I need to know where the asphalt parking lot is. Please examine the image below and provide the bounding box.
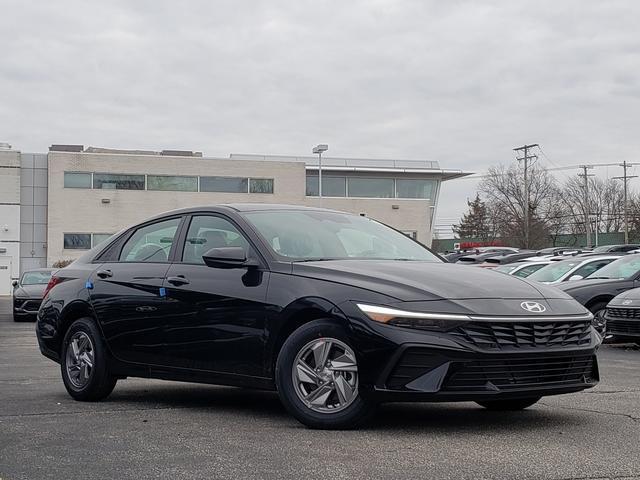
[0,297,639,480]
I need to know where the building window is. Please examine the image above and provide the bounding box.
[347,178,395,198]
[92,233,114,247]
[249,178,274,194]
[93,173,145,190]
[396,179,436,199]
[64,172,91,188]
[306,176,346,197]
[200,176,248,193]
[147,175,198,192]
[64,233,91,250]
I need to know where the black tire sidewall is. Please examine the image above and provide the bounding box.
[61,317,115,401]
[275,319,374,429]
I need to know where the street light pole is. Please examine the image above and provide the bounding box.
[312,144,329,200]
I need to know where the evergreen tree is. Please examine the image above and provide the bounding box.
[453,194,494,240]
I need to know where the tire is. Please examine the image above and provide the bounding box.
[275,319,375,429]
[476,397,540,411]
[60,317,117,401]
[588,301,609,338]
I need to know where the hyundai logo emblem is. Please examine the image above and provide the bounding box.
[520,301,547,313]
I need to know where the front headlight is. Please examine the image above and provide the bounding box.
[356,304,471,331]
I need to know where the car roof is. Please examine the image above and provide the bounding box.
[21,268,53,273]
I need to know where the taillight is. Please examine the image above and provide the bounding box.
[43,276,62,299]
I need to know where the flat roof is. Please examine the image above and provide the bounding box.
[230,153,473,181]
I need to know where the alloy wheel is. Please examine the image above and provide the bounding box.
[65,332,95,389]
[292,337,359,413]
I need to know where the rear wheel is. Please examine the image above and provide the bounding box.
[61,318,117,401]
[476,397,540,411]
[275,319,375,429]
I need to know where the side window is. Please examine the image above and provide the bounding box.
[119,218,181,262]
[182,215,250,264]
[573,260,612,279]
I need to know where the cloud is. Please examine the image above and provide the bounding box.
[2,0,639,229]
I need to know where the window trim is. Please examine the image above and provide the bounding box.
[174,213,266,267]
[102,215,186,264]
[146,174,199,192]
[63,232,92,250]
[64,171,93,189]
[92,172,147,191]
[305,174,438,200]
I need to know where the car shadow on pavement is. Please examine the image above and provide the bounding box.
[97,381,575,432]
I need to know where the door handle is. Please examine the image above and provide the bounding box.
[96,269,113,279]
[167,276,190,286]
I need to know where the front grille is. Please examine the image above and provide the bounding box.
[449,320,592,350]
[607,319,640,336]
[607,307,640,319]
[17,299,42,312]
[442,353,595,392]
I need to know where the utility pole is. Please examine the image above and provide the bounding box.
[613,161,638,244]
[514,144,538,249]
[578,165,594,247]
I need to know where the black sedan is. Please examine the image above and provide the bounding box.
[12,269,53,322]
[603,289,640,344]
[557,254,640,334]
[37,205,600,429]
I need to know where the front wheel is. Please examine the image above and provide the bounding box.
[589,301,609,336]
[476,397,540,411]
[275,320,375,429]
[61,318,117,401]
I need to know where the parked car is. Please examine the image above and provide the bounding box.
[443,247,518,263]
[36,205,599,429]
[493,260,555,278]
[12,269,53,322]
[603,289,640,344]
[557,254,640,334]
[456,250,518,265]
[526,256,619,285]
[592,244,640,253]
[476,251,538,268]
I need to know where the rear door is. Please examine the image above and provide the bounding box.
[89,216,183,365]
[160,214,271,376]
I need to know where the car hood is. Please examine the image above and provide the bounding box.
[607,287,640,306]
[292,260,572,302]
[556,278,624,292]
[13,284,47,298]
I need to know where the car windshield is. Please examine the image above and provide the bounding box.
[494,264,518,273]
[592,245,612,253]
[243,210,441,262]
[527,260,581,282]
[585,255,640,280]
[20,271,52,285]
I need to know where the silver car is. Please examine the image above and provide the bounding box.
[526,256,619,285]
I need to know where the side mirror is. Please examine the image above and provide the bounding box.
[12,280,19,287]
[202,247,257,269]
[568,275,584,281]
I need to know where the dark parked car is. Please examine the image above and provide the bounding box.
[557,254,640,334]
[37,205,600,429]
[592,244,640,253]
[12,269,53,322]
[443,247,518,263]
[603,289,640,344]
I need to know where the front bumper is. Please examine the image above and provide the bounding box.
[350,309,600,402]
[13,297,42,320]
[369,344,598,401]
[604,309,640,339]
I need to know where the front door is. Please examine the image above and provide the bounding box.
[89,216,183,365]
[161,214,270,376]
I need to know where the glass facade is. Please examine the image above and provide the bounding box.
[63,233,91,249]
[396,179,436,199]
[147,175,198,192]
[93,173,145,190]
[249,178,274,194]
[347,177,395,198]
[64,172,91,188]
[200,176,248,193]
[306,174,438,199]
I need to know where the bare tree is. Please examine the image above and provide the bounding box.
[560,176,624,234]
[479,163,561,248]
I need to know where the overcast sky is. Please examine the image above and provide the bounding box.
[2,0,640,232]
